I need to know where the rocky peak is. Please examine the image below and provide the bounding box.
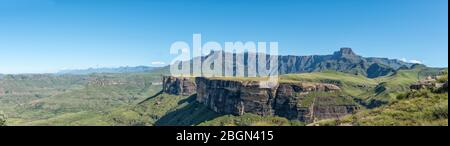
[333,48,358,58]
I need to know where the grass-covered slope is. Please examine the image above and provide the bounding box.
[1,73,164,125]
[13,93,218,126]
[314,71,448,126]
[1,66,446,126]
[368,66,444,103]
[280,67,443,109]
[315,89,448,126]
[199,113,305,126]
[281,71,378,97]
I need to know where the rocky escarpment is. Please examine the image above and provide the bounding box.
[272,83,357,122]
[195,77,359,122]
[162,76,196,96]
[184,48,412,78]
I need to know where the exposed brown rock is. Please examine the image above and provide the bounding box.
[162,76,196,96]
[161,76,357,122]
[409,76,445,90]
[310,97,359,121]
[195,77,356,122]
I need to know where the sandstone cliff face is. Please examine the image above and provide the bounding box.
[272,83,358,122]
[161,76,358,122]
[162,76,196,96]
[196,77,276,116]
[310,97,359,121]
[195,77,358,122]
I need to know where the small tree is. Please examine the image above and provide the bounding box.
[0,112,6,126]
[437,70,448,83]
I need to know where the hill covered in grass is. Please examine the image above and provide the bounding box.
[279,66,444,108]
[199,113,305,126]
[314,88,448,126]
[0,72,165,125]
[313,71,448,126]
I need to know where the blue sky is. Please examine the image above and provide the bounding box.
[0,0,448,74]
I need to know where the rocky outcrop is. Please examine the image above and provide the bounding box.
[409,76,445,90]
[161,76,358,122]
[195,77,358,122]
[272,83,357,122]
[162,76,196,96]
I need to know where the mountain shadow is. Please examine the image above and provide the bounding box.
[137,90,163,105]
[154,94,222,126]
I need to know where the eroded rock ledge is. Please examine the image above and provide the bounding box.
[162,76,359,122]
[162,76,196,96]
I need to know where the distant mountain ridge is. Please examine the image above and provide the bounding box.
[186,48,415,78]
[278,48,414,78]
[57,66,157,75]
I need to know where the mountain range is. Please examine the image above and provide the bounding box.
[185,48,414,78]
[57,66,158,75]
[0,48,447,126]
[278,48,414,78]
[53,48,414,78]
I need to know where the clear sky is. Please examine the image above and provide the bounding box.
[0,0,448,74]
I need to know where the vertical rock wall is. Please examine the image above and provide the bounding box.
[162,76,359,122]
[162,76,196,96]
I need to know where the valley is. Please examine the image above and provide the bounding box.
[0,49,447,126]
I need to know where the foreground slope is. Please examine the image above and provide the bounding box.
[314,89,448,126]
[314,72,448,126]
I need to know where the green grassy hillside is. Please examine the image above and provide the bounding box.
[313,71,448,126]
[12,93,218,126]
[199,114,305,126]
[315,89,448,126]
[14,92,309,126]
[1,66,446,126]
[367,67,444,105]
[280,68,443,109]
[281,71,378,97]
[1,73,164,125]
